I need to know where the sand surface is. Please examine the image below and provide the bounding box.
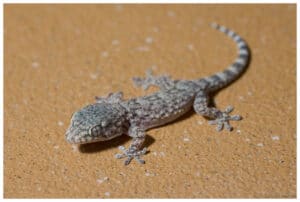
[4,4,296,198]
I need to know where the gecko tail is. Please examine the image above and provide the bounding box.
[202,23,250,92]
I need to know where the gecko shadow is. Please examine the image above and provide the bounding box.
[79,133,155,154]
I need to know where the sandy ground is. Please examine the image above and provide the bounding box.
[4,4,296,198]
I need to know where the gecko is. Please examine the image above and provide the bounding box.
[65,23,250,165]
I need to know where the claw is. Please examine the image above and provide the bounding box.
[118,145,126,151]
[230,115,242,121]
[216,122,224,131]
[124,157,134,165]
[224,105,234,113]
[115,153,125,159]
[134,156,145,164]
[208,120,218,125]
[224,121,233,131]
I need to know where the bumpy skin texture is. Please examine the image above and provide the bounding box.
[65,24,250,165]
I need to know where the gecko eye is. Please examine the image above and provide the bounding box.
[90,125,102,137]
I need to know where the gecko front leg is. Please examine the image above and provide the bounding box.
[115,126,147,165]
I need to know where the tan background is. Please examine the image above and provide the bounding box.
[4,4,296,198]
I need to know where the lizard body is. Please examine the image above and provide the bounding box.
[65,23,250,165]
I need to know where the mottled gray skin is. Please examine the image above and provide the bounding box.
[65,23,250,165]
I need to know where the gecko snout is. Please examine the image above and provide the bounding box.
[65,126,76,143]
[65,126,87,144]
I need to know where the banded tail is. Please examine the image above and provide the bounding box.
[201,23,250,92]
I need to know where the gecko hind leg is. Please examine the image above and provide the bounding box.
[132,69,175,90]
[193,91,242,131]
[95,92,123,103]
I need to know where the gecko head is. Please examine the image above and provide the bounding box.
[65,103,128,144]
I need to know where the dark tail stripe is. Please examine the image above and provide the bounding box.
[202,23,250,91]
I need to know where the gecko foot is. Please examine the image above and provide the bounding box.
[208,106,242,131]
[132,69,174,90]
[132,69,154,90]
[115,146,147,165]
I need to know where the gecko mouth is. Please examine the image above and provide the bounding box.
[65,127,86,144]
